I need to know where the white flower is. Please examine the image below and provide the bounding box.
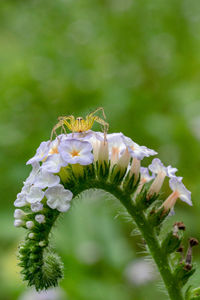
[14,192,27,207]
[169,177,192,205]
[167,165,178,178]
[162,177,192,212]
[134,168,155,196]
[14,209,26,219]
[45,185,73,212]
[26,186,45,204]
[26,141,50,165]
[19,287,66,300]
[149,158,167,175]
[21,183,32,194]
[14,182,33,207]
[123,136,157,160]
[14,219,24,227]
[140,167,155,183]
[107,133,126,165]
[41,153,68,173]
[124,259,155,286]
[35,214,45,224]
[33,170,60,188]
[31,202,43,212]
[59,139,94,165]
[148,159,167,197]
[64,130,103,143]
[25,162,40,184]
[26,221,34,229]
[48,137,60,155]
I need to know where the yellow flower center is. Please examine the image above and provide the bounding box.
[70,149,80,157]
[49,147,59,155]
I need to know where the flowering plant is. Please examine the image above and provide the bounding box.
[14,111,199,300]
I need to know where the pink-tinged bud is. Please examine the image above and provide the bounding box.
[92,140,101,162]
[148,171,166,198]
[98,141,109,163]
[130,158,141,181]
[161,190,179,212]
[116,148,131,171]
[111,146,120,167]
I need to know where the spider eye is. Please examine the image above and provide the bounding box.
[76,117,83,121]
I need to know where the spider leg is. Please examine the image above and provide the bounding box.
[88,107,107,120]
[93,116,109,142]
[58,115,74,121]
[50,120,65,141]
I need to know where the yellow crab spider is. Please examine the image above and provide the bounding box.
[50,107,109,141]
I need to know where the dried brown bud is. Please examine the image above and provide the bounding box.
[176,246,184,253]
[173,222,186,231]
[184,263,192,271]
[189,238,199,247]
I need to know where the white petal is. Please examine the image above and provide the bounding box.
[167,165,178,178]
[31,202,43,212]
[169,177,192,206]
[41,154,67,173]
[26,186,45,204]
[45,185,73,212]
[34,170,60,188]
[25,162,40,184]
[14,192,27,207]
[26,141,50,165]
[149,158,167,175]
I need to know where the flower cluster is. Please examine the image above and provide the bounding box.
[14,130,192,229]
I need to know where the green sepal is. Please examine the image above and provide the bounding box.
[122,172,140,195]
[185,286,200,300]
[162,231,182,255]
[110,164,127,186]
[96,160,110,181]
[146,200,168,227]
[135,183,158,210]
[174,263,196,287]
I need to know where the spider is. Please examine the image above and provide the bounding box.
[50,107,109,141]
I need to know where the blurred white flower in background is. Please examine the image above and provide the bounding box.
[76,240,102,265]
[124,258,156,286]
[18,288,67,300]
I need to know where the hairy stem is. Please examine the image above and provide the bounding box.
[68,179,184,300]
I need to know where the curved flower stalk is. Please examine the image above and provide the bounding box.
[14,130,198,299]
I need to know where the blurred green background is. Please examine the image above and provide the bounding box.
[1,0,200,299]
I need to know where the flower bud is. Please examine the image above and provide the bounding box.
[14,219,25,227]
[35,214,45,224]
[26,221,34,229]
[116,148,130,172]
[130,158,140,181]
[14,209,26,219]
[28,233,35,239]
[39,241,46,247]
[147,171,166,199]
[98,141,109,163]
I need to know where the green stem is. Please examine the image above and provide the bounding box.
[70,179,184,300]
